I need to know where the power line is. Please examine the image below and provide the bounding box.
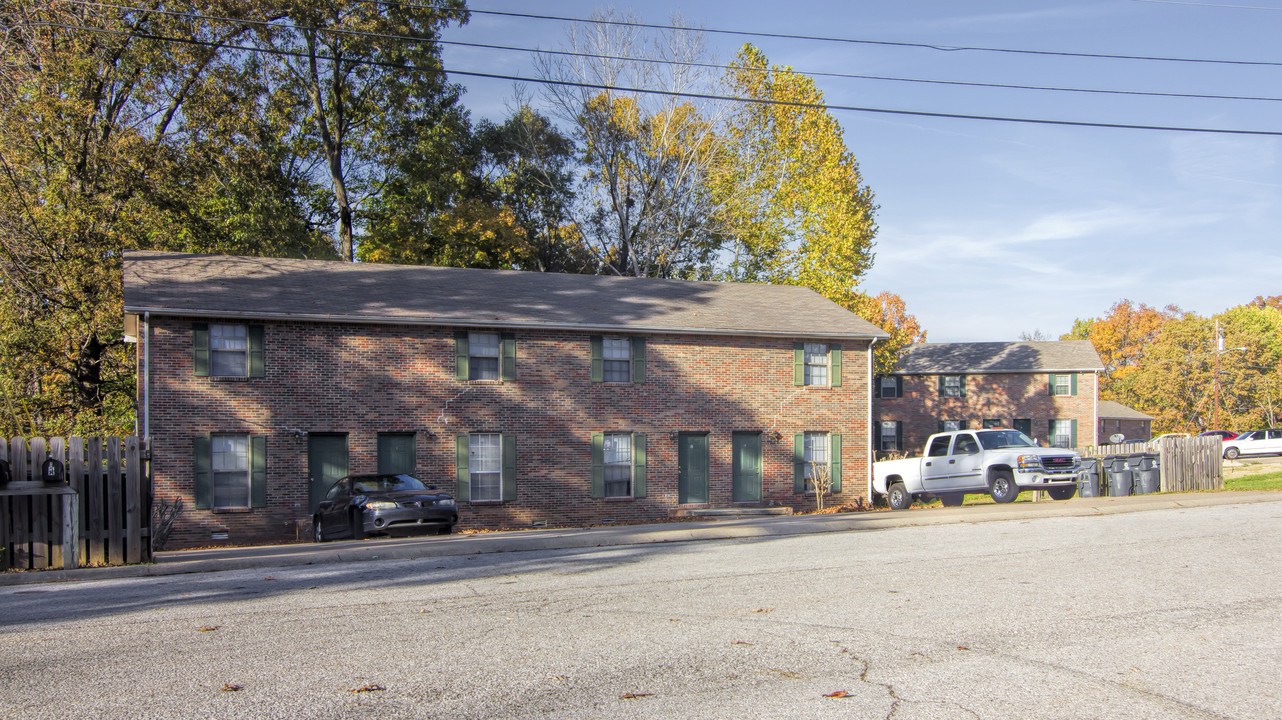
[1135,0,1282,10]
[36,20,1282,138]
[61,0,1282,105]
[443,3,1282,68]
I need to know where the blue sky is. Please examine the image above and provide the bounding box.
[440,1,1282,342]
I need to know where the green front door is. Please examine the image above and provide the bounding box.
[678,433,709,504]
[308,433,348,513]
[732,432,762,503]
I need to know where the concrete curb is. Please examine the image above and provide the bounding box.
[3,490,1279,586]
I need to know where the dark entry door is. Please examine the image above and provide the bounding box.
[732,432,762,503]
[678,433,709,504]
[308,434,349,513]
[1013,419,1032,438]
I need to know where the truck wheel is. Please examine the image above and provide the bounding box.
[1048,486,1076,501]
[888,482,912,510]
[938,493,964,507]
[989,471,1019,504]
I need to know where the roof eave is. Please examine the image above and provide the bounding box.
[124,306,890,341]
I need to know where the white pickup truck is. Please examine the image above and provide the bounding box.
[872,429,1082,510]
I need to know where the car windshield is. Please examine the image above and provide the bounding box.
[351,474,428,493]
[976,430,1036,449]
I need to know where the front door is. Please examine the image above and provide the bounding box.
[678,433,709,504]
[732,432,762,503]
[308,433,349,513]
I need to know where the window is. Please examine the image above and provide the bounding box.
[603,433,633,497]
[804,432,829,486]
[793,432,842,492]
[879,376,902,398]
[468,433,502,501]
[602,338,631,383]
[927,435,951,457]
[879,421,900,451]
[210,325,248,377]
[469,332,500,381]
[803,343,830,386]
[1049,419,1077,448]
[983,418,1003,429]
[211,434,250,508]
[940,375,964,398]
[940,420,965,432]
[953,434,980,455]
[1049,373,1077,396]
[194,322,263,378]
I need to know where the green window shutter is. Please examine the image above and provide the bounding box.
[1048,374,1057,396]
[896,421,904,451]
[501,332,516,381]
[938,420,945,433]
[591,433,604,499]
[193,436,212,509]
[501,434,517,502]
[455,435,470,501]
[454,331,469,381]
[959,375,967,396]
[192,323,210,377]
[1070,419,1078,448]
[1070,373,1078,396]
[894,376,902,397]
[793,343,805,386]
[590,335,604,383]
[248,325,265,378]
[831,344,842,387]
[960,420,969,430]
[633,433,647,498]
[1048,420,1056,442]
[937,376,945,396]
[250,435,267,508]
[793,433,805,492]
[829,433,842,492]
[631,336,646,383]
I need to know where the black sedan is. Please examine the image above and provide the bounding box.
[313,474,458,541]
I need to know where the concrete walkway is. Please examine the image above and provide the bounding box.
[3,490,1279,586]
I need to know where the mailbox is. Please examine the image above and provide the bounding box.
[41,457,66,484]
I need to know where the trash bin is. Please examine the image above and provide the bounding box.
[1105,456,1133,497]
[1133,454,1160,494]
[1077,457,1101,498]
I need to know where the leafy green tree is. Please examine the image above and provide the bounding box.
[714,45,878,300]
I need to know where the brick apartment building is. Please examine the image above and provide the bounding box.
[1097,399,1154,444]
[873,341,1105,456]
[124,252,887,548]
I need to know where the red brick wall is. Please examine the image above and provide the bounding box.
[142,317,874,548]
[873,372,1097,456]
[1098,417,1151,444]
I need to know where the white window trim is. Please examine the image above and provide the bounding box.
[602,337,631,384]
[804,431,830,483]
[942,375,962,398]
[468,332,501,381]
[210,324,249,378]
[211,433,250,509]
[602,432,634,498]
[804,343,830,387]
[468,432,502,501]
[879,421,899,451]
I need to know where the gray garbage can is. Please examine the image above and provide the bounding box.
[1133,454,1160,494]
[1106,456,1133,497]
[1077,457,1101,498]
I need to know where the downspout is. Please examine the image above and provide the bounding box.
[1092,368,1098,448]
[143,312,151,441]
[868,337,878,501]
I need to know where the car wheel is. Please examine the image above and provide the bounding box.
[350,510,366,540]
[938,493,964,507]
[313,516,326,543]
[1048,486,1076,501]
[888,482,912,510]
[989,471,1019,504]
[1225,447,1240,460]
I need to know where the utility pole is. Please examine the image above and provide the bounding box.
[1214,319,1222,430]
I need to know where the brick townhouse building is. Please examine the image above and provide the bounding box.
[873,341,1105,456]
[124,251,888,548]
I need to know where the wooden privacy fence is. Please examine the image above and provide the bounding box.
[0,436,150,570]
[1083,436,1222,492]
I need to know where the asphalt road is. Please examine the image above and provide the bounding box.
[2,498,1280,720]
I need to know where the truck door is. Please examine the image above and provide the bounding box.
[920,435,954,489]
[949,433,984,490]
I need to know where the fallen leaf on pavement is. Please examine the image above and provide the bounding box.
[823,690,850,698]
[349,684,385,693]
[620,692,651,699]
[956,646,969,651]
[221,684,242,692]
[198,626,219,632]
[732,641,753,645]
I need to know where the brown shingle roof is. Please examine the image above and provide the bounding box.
[894,341,1103,374]
[123,251,888,340]
[1097,400,1154,420]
